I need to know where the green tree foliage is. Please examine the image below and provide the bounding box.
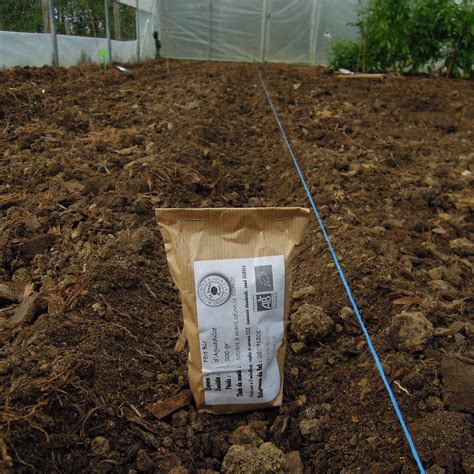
[0,0,136,39]
[0,0,43,33]
[329,40,361,72]
[360,0,412,71]
[330,0,474,78]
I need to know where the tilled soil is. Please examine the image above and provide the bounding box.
[0,61,473,473]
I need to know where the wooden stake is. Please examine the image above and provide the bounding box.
[149,390,192,419]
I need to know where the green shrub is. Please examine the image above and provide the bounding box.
[329,39,362,71]
[330,0,474,77]
[445,0,474,78]
[361,0,412,71]
[409,0,456,71]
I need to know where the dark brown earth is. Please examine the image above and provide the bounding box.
[0,61,473,473]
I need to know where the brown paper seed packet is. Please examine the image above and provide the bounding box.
[156,207,310,414]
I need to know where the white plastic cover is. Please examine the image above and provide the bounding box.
[138,9,156,60]
[265,0,313,64]
[0,32,53,69]
[210,0,264,62]
[315,0,359,65]
[1,0,360,68]
[157,0,360,65]
[160,0,211,60]
[0,11,155,69]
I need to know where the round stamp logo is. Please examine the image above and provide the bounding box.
[198,274,231,307]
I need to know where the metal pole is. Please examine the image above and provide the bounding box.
[309,0,318,65]
[260,0,268,62]
[104,0,112,64]
[310,0,322,65]
[48,0,59,66]
[208,0,212,60]
[157,0,164,58]
[136,0,141,63]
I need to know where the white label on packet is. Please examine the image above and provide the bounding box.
[194,255,285,406]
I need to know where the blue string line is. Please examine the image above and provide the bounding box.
[257,69,425,474]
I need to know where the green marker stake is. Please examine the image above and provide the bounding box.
[100,49,108,71]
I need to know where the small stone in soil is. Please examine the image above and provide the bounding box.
[6,293,45,328]
[284,451,304,473]
[0,361,11,376]
[0,283,19,302]
[291,342,306,354]
[162,437,173,448]
[229,425,263,446]
[385,312,433,352]
[298,418,323,442]
[340,306,356,325]
[168,468,188,474]
[449,238,474,257]
[426,466,445,474]
[428,267,444,280]
[441,357,474,414]
[90,436,110,457]
[355,340,366,352]
[286,368,297,381]
[222,442,289,474]
[292,286,317,300]
[302,405,317,420]
[172,409,188,427]
[129,226,156,254]
[425,396,444,411]
[247,420,268,438]
[290,304,334,343]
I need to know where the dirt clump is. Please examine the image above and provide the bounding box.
[441,357,474,413]
[385,311,434,352]
[222,442,289,473]
[290,303,334,343]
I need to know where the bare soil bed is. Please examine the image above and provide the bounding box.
[0,61,473,473]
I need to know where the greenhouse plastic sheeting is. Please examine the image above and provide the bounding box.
[0,10,154,69]
[157,0,360,65]
[0,31,148,69]
[315,0,359,65]
[1,0,360,68]
[265,0,313,64]
[210,0,264,62]
[160,0,212,60]
[0,32,53,69]
[138,9,156,61]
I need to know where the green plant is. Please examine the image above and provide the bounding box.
[329,39,362,71]
[445,0,474,78]
[409,0,456,71]
[0,0,42,33]
[330,0,474,78]
[361,0,412,71]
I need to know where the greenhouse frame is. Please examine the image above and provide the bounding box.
[0,0,360,69]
